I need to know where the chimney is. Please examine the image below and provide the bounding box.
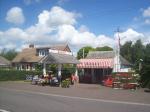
[29,44,34,48]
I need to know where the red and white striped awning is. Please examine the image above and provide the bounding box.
[77,58,113,68]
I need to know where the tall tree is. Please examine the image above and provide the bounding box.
[77,46,94,59]
[132,40,145,66]
[120,39,150,88]
[141,43,150,88]
[145,43,150,58]
[120,41,132,63]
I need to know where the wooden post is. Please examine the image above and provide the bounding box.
[58,64,62,77]
[43,63,46,75]
[75,66,79,83]
[75,67,78,77]
[103,68,105,77]
[58,64,62,85]
[91,69,95,83]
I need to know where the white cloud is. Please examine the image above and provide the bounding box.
[0,28,28,49]
[1,6,150,53]
[38,6,80,27]
[24,6,82,46]
[6,7,25,25]
[143,7,150,17]
[24,6,81,39]
[57,24,114,49]
[114,28,145,45]
[142,6,150,25]
[96,35,115,47]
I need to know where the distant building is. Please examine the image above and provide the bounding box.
[12,44,79,75]
[77,51,132,83]
[0,56,11,68]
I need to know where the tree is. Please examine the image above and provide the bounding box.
[95,46,113,51]
[0,49,18,61]
[131,40,145,70]
[120,39,145,65]
[145,43,150,58]
[77,46,94,59]
[120,40,150,88]
[141,43,150,88]
[120,41,132,63]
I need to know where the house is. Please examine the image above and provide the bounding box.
[77,51,132,83]
[12,44,79,76]
[0,56,11,68]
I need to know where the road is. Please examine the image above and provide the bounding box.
[0,87,150,112]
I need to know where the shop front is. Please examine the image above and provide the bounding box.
[77,58,113,84]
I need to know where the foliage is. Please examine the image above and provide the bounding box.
[61,64,76,80]
[61,79,70,88]
[95,46,113,51]
[0,69,42,81]
[77,46,113,59]
[120,41,132,62]
[140,54,150,88]
[0,48,18,61]
[120,40,150,88]
[77,46,95,59]
[42,64,76,80]
[49,64,57,75]
[35,64,43,71]
[132,40,145,67]
[120,40,145,67]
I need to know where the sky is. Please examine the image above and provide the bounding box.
[0,0,150,53]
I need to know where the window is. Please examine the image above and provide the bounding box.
[39,49,48,56]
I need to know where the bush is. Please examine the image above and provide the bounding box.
[61,79,71,88]
[140,62,150,88]
[61,65,76,80]
[0,69,42,81]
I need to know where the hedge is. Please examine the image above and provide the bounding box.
[0,69,42,81]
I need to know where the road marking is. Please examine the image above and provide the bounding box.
[1,87,150,107]
[0,109,10,112]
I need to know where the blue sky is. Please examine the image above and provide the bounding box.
[0,0,150,52]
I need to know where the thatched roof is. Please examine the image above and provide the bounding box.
[86,51,131,66]
[40,52,79,64]
[0,56,11,66]
[12,48,42,63]
[12,44,73,63]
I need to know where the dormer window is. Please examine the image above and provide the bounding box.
[38,49,48,56]
[42,51,45,56]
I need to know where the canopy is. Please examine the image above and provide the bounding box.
[40,52,79,64]
[77,58,113,68]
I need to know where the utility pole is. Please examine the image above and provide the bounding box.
[83,48,85,58]
[115,27,122,72]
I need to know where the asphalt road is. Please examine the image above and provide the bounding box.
[0,87,150,112]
